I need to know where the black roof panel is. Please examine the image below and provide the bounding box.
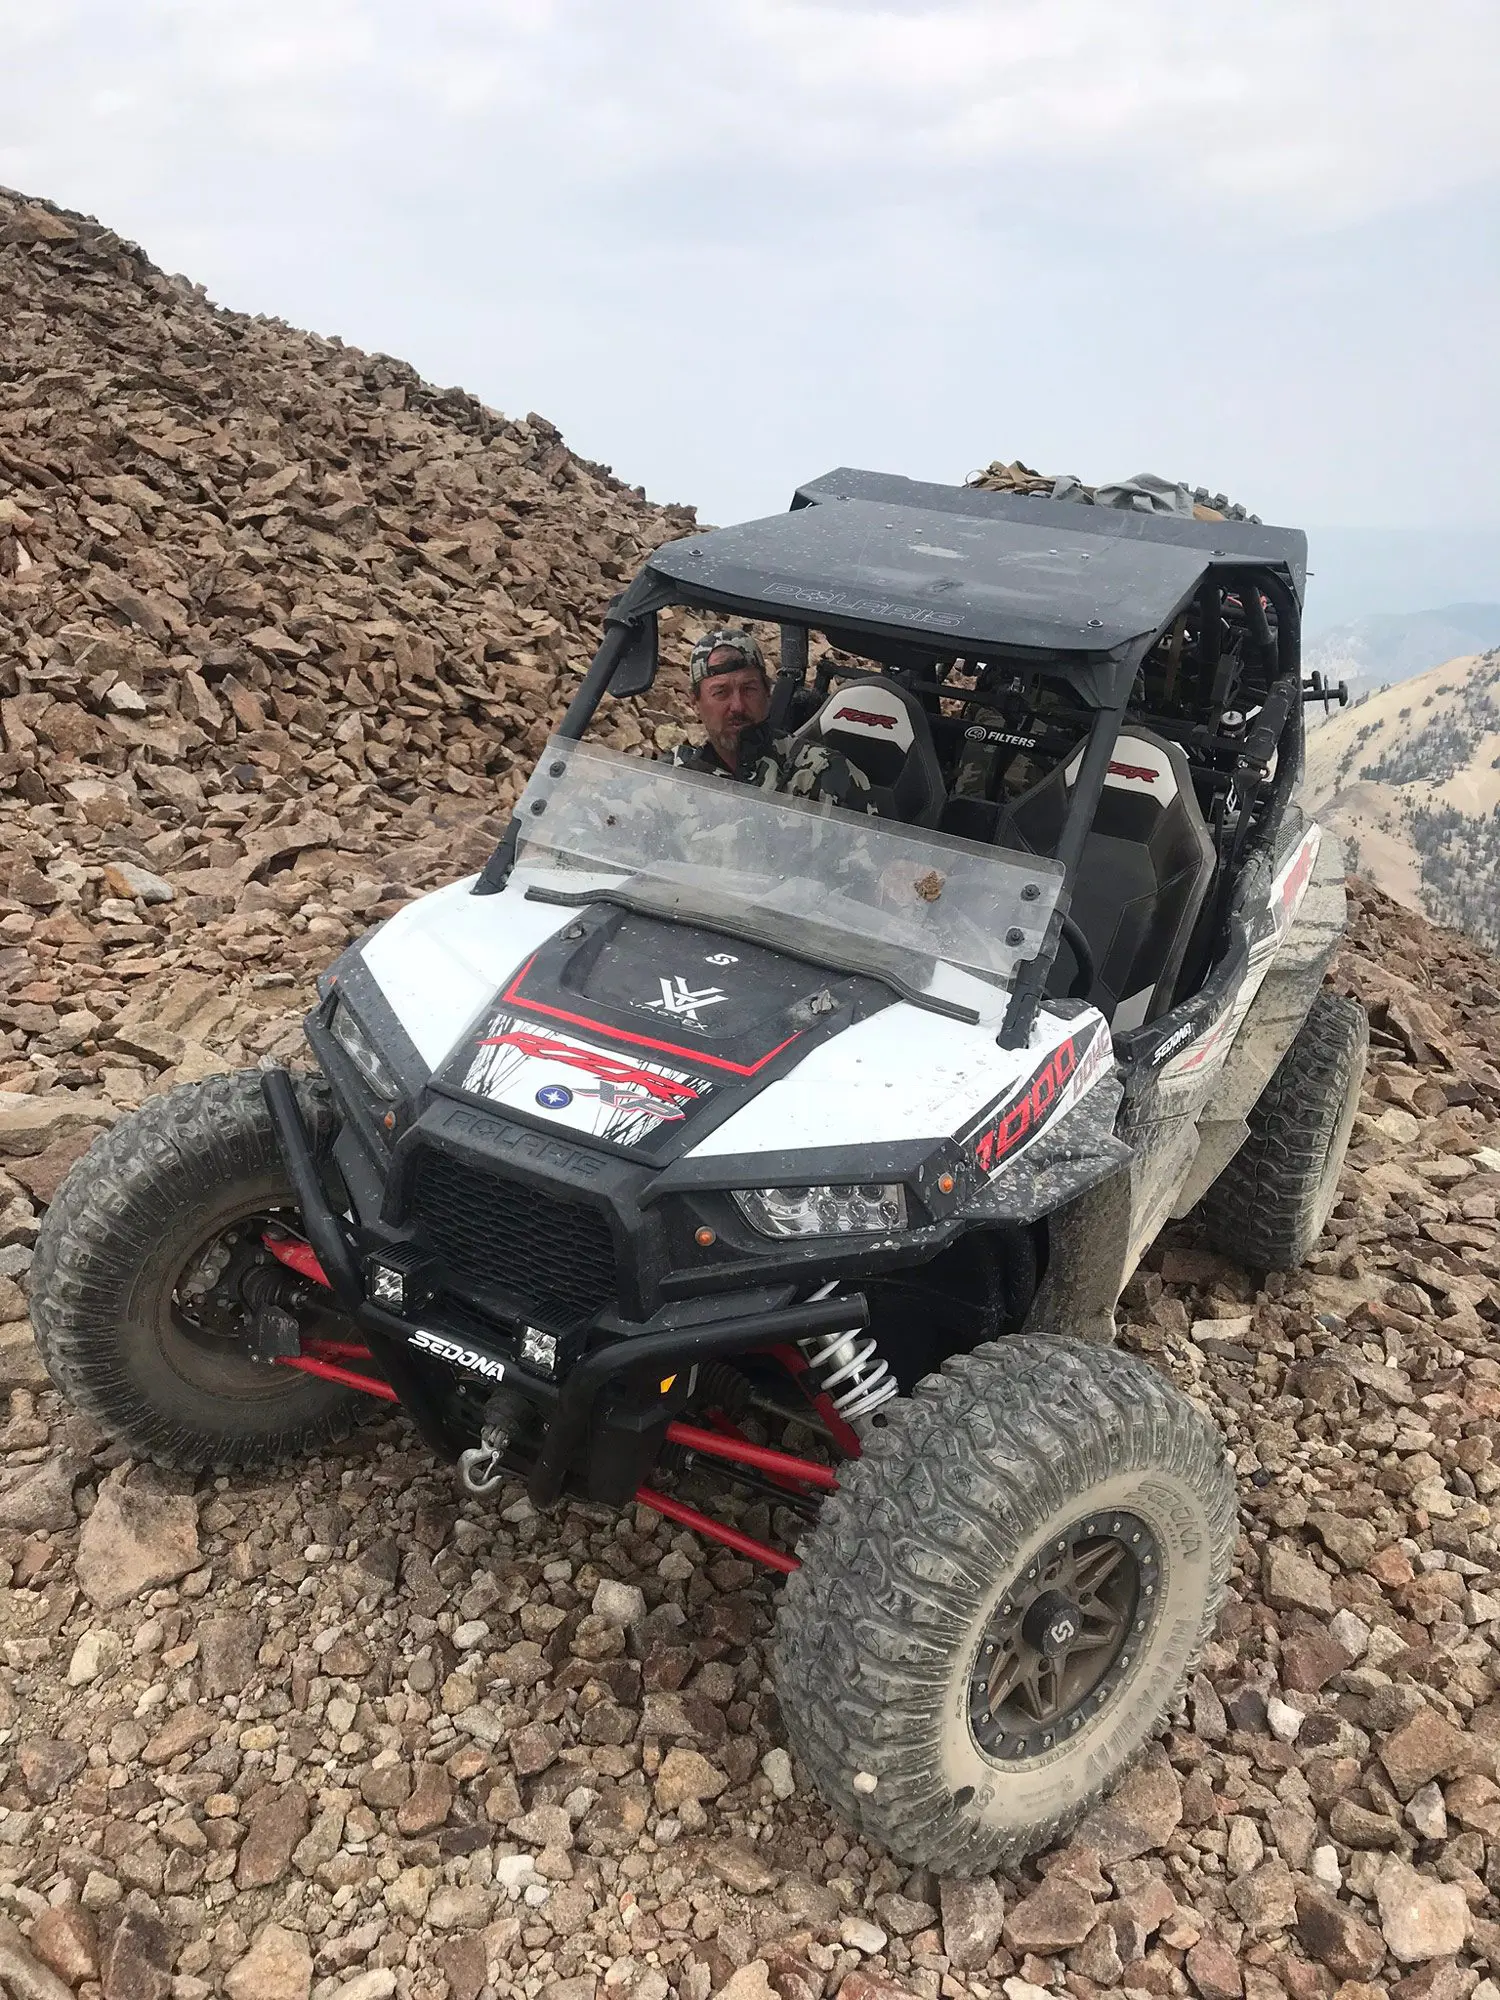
[793,467,1308,603]
[647,496,1219,689]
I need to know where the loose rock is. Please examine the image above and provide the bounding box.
[223,1923,312,2000]
[1374,1858,1471,1963]
[75,1464,200,1609]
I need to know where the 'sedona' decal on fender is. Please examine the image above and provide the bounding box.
[965,1024,1106,1176]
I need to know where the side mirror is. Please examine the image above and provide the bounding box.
[608,612,658,698]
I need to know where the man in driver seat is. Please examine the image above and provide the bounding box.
[673,628,877,815]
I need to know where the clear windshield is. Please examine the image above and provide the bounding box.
[510,737,1064,994]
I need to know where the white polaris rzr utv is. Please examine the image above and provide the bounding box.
[32,467,1364,1873]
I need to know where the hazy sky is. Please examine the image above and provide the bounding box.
[3,2,1498,620]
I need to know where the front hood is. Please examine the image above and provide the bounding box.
[361,881,893,1160]
[443,902,897,1159]
[356,876,1118,1181]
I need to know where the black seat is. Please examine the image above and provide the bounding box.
[792,679,945,826]
[994,728,1216,1030]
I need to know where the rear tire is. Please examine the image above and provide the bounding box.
[1201,988,1368,1270]
[28,1070,363,1471]
[773,1337,1235,1875]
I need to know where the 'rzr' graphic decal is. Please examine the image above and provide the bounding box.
[479,1030,700,1110]
[831,705,899,730]
[965,1024,1109,1176]
[464,1011,714,1146]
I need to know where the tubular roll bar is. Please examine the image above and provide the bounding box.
[259,1071,362,1308]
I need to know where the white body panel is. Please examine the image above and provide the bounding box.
[685,1001,1092,1157]
[360,872,577,1068]
[358,872,1113,1161]
[1158,821,1322,1087]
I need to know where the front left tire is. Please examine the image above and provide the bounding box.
[29,1070,362,1470]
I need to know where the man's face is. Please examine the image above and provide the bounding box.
[693,659,771,769]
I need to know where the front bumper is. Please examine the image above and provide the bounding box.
[261,1065,873,1501]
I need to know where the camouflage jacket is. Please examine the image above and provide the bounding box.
[672,728,877,815]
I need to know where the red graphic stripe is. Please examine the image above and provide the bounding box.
[501,958,799,1077]
[479,1030,700,1105]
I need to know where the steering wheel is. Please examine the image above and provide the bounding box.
[1059,913,1095,1002]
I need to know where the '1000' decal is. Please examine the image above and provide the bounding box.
[966,1025,1107,1176]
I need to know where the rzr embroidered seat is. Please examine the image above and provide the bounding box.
[994,728,1216,1030]
[791,679,946,826]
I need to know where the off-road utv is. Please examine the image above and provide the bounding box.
[31,467,1365,1873]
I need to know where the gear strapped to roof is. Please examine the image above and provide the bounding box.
[791,467,1308,601]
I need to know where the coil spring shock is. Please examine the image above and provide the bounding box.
[798,1285,898,1427]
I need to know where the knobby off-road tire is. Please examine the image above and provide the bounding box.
[29,1069,362,1471]
[1201,988,1368,1271]
[774,1337,1235,1875]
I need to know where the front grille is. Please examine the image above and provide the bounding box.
[407,1149,620,1329]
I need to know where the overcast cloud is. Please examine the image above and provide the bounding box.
[2,1,1497,615]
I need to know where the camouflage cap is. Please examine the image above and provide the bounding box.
[689,626,767,689]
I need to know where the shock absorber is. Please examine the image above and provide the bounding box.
[797,1284,898,1427]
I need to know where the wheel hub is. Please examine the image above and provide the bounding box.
[170,1215,323,1378]
[967,1510,1160,1761]
[1022,1589,1083,1658]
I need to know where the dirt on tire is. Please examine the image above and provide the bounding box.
[28,1069,362,1471]
[773,1335,1237,1875]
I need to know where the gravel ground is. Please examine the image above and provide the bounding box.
[3,884,1500,2000]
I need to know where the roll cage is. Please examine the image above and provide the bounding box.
[476,470,1329,1052]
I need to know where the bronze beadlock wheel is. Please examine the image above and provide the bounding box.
[774,1336,1237,1875]
[967,1508,1160,1761]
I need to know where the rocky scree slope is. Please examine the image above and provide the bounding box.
[5,188,1500,2000]
[1305,652,1500,947]
[0,179,703,1180]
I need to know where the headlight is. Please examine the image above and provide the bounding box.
[732,1183,907,1239]
[330,1001,399,1101]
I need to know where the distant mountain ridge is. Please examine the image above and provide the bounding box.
[1304,648,1500,948]
[1305,603,1500,697]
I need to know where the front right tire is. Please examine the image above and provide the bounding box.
[773,1336,1236,1875]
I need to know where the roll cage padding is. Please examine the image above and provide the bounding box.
[995,728,1217,1030]
[792,678,946,827]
